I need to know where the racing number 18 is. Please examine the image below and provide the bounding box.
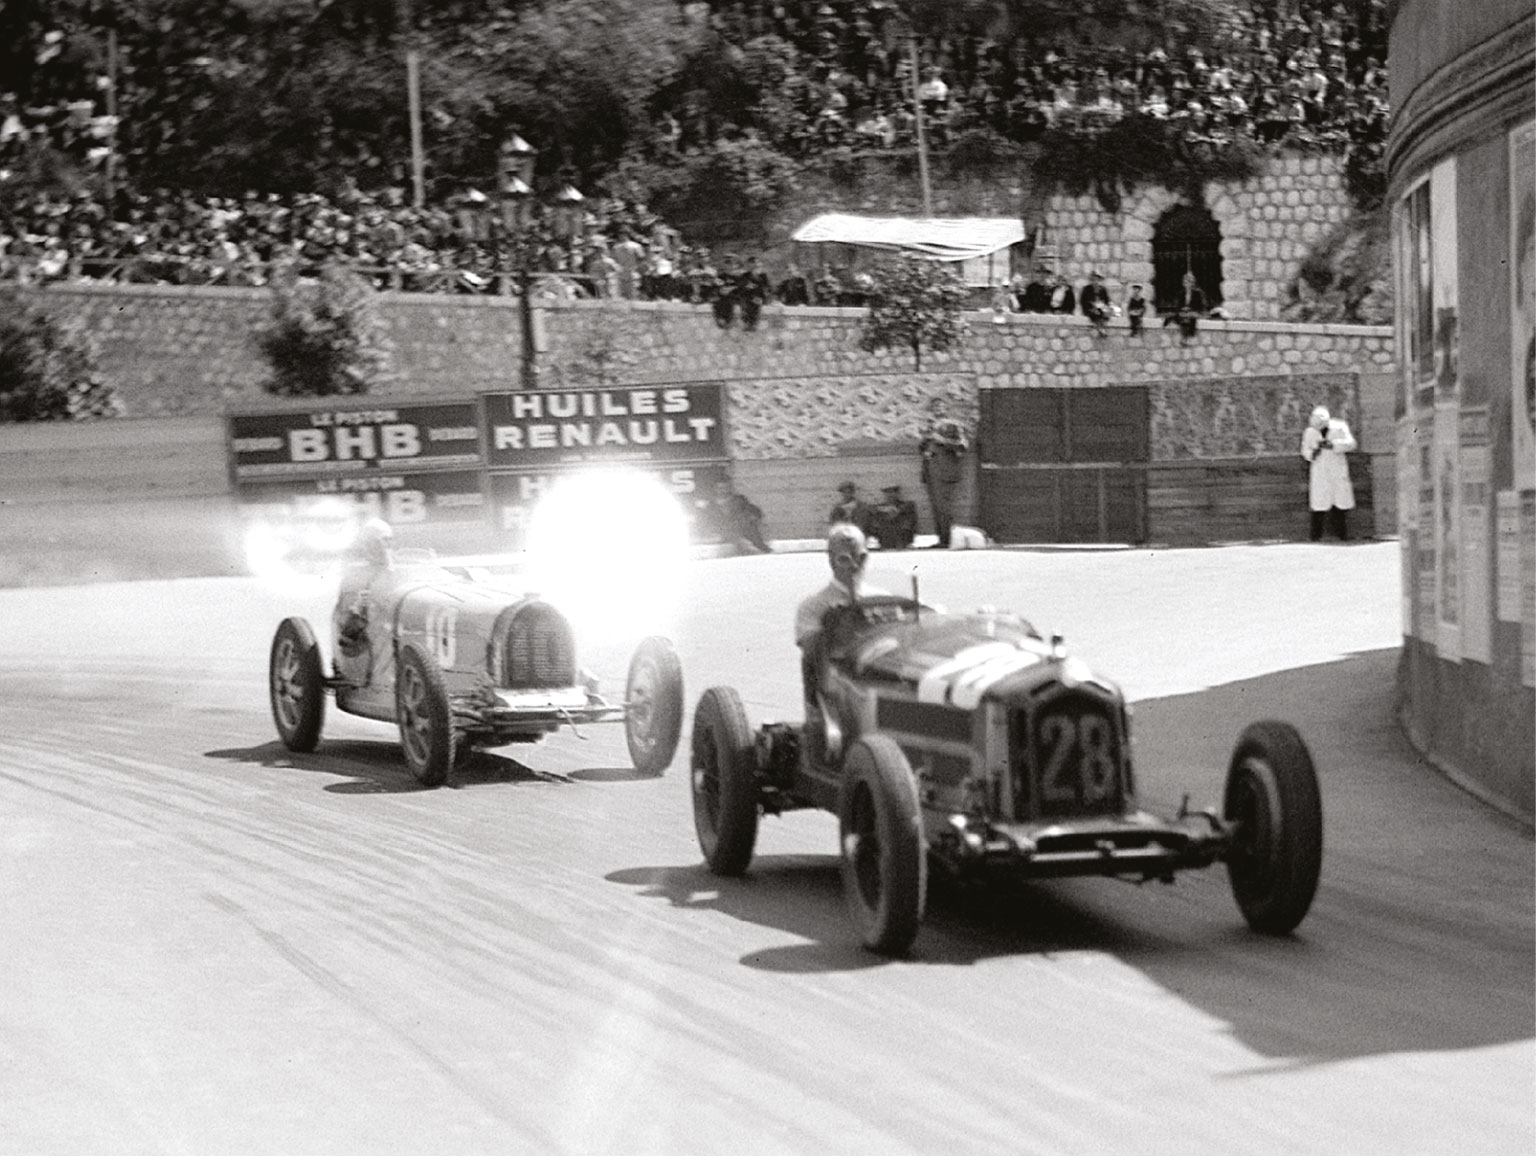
[1039,713,1118,806]
[425,607,458,668]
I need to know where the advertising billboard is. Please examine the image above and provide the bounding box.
[481,384,727,470]
[227,400,482,481]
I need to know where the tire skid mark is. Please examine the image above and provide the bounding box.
[201,889,554,1149]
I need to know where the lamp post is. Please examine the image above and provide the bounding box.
[497,135,538,389]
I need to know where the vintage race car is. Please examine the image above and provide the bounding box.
[268,539,683,786]
[690,592,1322,955]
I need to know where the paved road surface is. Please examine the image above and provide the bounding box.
[2,541,1531,1155]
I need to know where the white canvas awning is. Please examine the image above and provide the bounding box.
[790,214,1025,262]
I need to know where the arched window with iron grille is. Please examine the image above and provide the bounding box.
[1152,205,1223,315]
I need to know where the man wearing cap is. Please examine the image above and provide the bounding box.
[919,407,969,548]
[870,484,917,549]
[1301,405,1356,540]
[828,481,872,535]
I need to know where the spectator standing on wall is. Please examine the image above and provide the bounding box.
[920,408,968,549]
[612,231,645,300]
[713,254,741,328]
[1125,283,1147,336]
[1021,270,1052,313]
[1080,271,1111,337]
[736,256,771,331]
[1301,405,1357,541]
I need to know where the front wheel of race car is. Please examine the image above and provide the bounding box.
[269,617,325,752]
[395,642,457,788]
[1224,720,1323,935]
[691,686,759,876]
[839,734,927,956]
[625,636,684,776]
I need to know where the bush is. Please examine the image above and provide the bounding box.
[255,263,393,397]
[0,290,123,421]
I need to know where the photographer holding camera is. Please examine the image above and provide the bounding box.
[1301,405,1357,541]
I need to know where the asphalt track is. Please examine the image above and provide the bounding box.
[1,538,1532,1155]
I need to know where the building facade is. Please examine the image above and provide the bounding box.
[1387,0,1535,821]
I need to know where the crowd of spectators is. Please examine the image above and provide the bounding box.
[0,1,1390,295]
[694,0,1389,160]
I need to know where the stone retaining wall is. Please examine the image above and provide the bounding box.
[1040,153,1355,321]
[9,284,1397,550]
[22,284,1393,418]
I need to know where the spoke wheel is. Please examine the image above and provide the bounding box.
[625,636,684,776]
[396,643,456,788]
[1224,720,1323,935]
[269,617,325,752]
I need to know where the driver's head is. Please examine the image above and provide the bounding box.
[826,522,868,588]
[352,517,394,567]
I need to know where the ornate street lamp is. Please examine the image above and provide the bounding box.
[551,183,586,240]
[497,134,539,389]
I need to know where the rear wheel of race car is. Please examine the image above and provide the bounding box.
[625,636,684,776]
[839,734,927,956]
[1224,720,1323,935]
[269,617,325,753]
[396,642,457,788]
[691,686,758,876]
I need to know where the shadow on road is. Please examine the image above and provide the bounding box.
[614,648,1534,1066]
[204,740,607,793]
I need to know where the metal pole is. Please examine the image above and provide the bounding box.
[401,0,425,208]
[407,49,425,209]
[104,27,118,208]
[519,259,537,390]
[909,34,933,218]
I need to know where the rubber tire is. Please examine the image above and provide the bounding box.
[839,734,927,956]
[625,636,684,776]
[691,686,759,876]
[1224,720,1323,935]
[270,617,325,752]
[396,642,457,788]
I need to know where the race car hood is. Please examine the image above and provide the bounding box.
[843,612,1115,710]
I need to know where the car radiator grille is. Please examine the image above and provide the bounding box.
[503,605,577,689]
[1010,688,1126,821]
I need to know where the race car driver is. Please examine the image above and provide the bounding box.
[795,522,883,758]
[333,518,394,686]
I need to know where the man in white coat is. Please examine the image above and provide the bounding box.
[1301,405,1357,540]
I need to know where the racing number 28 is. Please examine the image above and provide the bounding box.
[1038,713,1118,806]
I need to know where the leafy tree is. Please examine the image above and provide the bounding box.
[0,289,123,421]
[859,255,970,373]
[255,263,394,397]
